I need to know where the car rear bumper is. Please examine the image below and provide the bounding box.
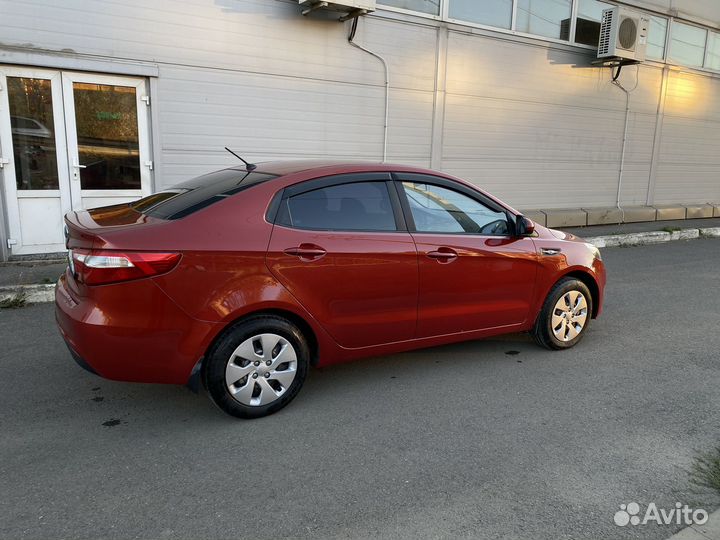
[55,271,221,385]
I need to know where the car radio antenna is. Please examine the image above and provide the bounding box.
[224,147,257,172]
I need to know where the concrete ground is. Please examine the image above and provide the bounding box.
[1,239,719,539]
[0,260,66,287]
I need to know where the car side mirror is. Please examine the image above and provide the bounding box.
[516,215,535,236]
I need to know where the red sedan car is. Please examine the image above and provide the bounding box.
[56,161,605,418]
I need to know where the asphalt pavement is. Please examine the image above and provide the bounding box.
[1,239,719,539]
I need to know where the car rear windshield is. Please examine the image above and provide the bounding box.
[131,169,277,220]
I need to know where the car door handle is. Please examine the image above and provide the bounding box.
[284,244,327,261]
[541,247,562,256]
[427,248,458,263]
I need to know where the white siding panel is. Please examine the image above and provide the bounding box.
[442,33,662,209]
[619,113,659,206]
[654,71,720,204]
[386,89,434,164]
[443,160,626,210]
[155,66,434,187]
[3,0,719,211]
[665,71,720,122]
[0,0,436,91]
[446,33,661,115]
[653,117,720,204]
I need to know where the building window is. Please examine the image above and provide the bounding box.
[377,0,440,15]
[646,16,668,60]
[574,0,614,46]
[705,31,720,70]
[448,0,513,30]
[516,0,572,40]
[669,22,707,68]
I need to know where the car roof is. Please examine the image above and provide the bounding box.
[228,160,434,177]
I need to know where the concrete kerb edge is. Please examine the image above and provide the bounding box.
[586,227,720,248]
[0,284,55,305]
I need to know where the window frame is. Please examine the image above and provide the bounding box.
[514,0,573,41]
[377,0,720,73]
[271,172,408,233]
[646,14,669,61]
[391,173,516,237]
[704,29,720,70]
[376,0,442,19]
[667,19,709,69]
[447,0,514,32]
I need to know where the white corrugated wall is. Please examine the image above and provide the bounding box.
[0,0,718,209]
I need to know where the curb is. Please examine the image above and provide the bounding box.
[666,508,720,539]
[585,227,720,248]
[0,284,55,305]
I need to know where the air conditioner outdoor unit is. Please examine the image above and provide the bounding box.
[597,6,649,62]
[299,0,376,16]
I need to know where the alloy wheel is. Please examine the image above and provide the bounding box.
[551,291,588,342]
[225,333,298,406]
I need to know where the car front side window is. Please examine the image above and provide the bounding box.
[402,182,509,235]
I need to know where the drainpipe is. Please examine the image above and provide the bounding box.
[611,65,638,220]
[348,17,389,163]
[613,80,630,216]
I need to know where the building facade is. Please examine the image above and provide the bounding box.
[0,0,719,259]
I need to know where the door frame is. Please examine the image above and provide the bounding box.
[61,71,152,209]
[0,66,72,255]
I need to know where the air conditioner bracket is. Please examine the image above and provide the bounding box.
[591,57,642,68]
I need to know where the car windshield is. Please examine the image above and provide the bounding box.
[131,169,277,220]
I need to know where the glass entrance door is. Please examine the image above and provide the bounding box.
[0,69,151,256]
[62,73,151,210]
[0,68,71,255]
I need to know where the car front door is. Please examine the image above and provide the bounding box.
[266,173,418,349]
[396,173,539,338]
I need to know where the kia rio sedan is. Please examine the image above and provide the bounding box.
[56,161,605,418]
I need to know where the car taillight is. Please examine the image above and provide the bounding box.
[70,249,181,285]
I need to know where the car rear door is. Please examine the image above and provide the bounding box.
[395,173,539,338]
[265,173,418,349]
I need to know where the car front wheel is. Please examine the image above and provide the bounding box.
[532,277,593,350]
[203,315,309,419]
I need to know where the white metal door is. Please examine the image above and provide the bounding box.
[0,68,72,255]
[62,72,152,210]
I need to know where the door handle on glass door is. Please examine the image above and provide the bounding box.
[72,159,86,178]
[283,244,327,261]
[427,248,458,263]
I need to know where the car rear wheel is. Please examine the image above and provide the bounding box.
[203,315,309,418]
[532,277,593,350]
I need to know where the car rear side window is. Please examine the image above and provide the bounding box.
[136,169,277,220]
[280,182,397,232]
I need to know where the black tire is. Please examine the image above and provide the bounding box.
[203,315,309,419]
[531,277,593,350]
